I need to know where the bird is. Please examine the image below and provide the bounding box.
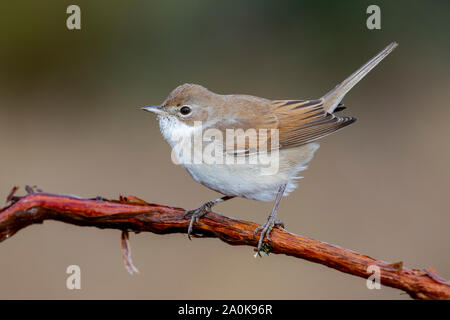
[142,42,398,254]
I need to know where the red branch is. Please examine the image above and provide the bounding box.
[0,188,449,299]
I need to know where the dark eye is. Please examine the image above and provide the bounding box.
[180,106,191,115]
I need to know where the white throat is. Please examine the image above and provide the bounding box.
[157,115,199,148]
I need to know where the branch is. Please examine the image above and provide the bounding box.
[1,187,449,299]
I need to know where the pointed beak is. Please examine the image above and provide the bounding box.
[141,105,167,115]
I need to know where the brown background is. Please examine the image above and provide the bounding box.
[0,1,449,299]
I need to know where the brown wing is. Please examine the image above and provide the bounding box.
[219,99,355,155]
[273,99,356,149]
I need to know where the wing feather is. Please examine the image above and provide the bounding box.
[274,99,356,149]
[219,99,355,155]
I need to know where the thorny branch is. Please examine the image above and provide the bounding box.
[0,186,449,299]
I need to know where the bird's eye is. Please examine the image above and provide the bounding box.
[180,106,191,115]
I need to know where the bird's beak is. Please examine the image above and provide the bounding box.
[141,105,167,115]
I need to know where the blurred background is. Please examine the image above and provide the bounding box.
[0,0,449,299]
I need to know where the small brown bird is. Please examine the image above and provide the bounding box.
[143,42,398,254]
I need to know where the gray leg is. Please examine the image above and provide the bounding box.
[184,195,235,239]
[253,184,287,254]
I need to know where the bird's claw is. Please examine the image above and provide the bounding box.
[184,201,215,240]
[253,219,285,256]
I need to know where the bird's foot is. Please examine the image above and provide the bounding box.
[184,201,216,240]
[253,218,285,256]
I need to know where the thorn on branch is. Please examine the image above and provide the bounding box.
[1,186,20,212]
[388,261,404,272]
[119,194,153,206]
[6,186,19,204]
[25,185,42,194]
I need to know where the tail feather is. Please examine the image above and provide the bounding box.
[322,42,398,113]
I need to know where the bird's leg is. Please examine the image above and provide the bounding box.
[184,195,235,239]
[253,184,287,255]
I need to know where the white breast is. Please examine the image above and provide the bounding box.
[157,115,319,201]
[183,143,318,202]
